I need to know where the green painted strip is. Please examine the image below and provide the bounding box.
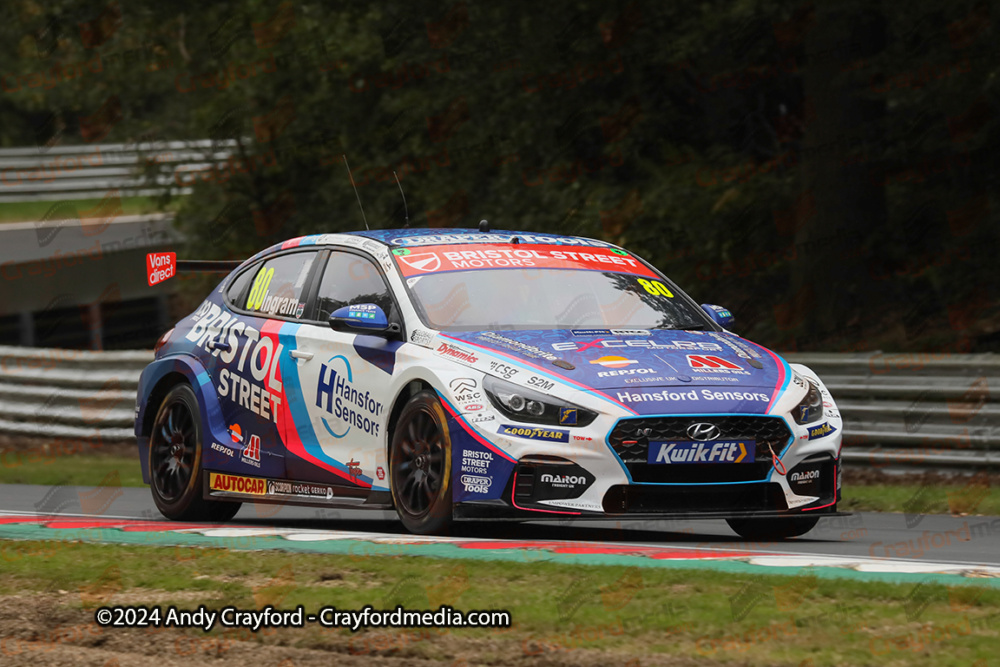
[1,523,998,589]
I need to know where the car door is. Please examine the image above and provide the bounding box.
[278,248,404,494]
[210,249,321,480]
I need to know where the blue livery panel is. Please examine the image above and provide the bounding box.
[442,328,793,415]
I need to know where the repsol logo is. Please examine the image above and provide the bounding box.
[790,470,820,483]
[540,474,586,486]
[210,442,234,458]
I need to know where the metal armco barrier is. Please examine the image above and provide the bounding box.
[785,352,999,470]
[0,140,234,203]
[0,345,151,442]
[0,346,995,469]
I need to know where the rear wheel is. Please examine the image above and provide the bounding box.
[726,516,819,540]
[390,390,453,535]
[149,384,241,522]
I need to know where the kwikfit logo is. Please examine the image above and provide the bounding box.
[651,441,750,464]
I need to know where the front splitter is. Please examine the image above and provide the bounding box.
[454,500,850,521]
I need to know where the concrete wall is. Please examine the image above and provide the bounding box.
[0,214,178,349]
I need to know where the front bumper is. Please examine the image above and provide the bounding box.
[454,453,841,520]
[446,369,843,521]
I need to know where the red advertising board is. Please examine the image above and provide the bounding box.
[147,252,176,286]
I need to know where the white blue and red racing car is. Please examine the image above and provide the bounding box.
[135,227,843,538]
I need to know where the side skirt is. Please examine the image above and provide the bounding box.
[203,471,394,510]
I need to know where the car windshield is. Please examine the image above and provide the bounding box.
[402,265,706,331]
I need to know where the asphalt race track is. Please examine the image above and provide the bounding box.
[1,483,999,570]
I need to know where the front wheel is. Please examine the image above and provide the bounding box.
[726,516,819,540]
[390,390,453,535]
[149,384,241,522]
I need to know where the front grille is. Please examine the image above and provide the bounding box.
[602,483,788,514]
[608,416,792,483]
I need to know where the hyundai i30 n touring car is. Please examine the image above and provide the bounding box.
[135,228,843,538]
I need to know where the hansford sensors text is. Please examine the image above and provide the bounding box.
[616,389,771,403]
[95,605,511,632]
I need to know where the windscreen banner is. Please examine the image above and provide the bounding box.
[391,244,659,278]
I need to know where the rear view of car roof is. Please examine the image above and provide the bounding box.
[352,228,615,248]
[244,228,617,265]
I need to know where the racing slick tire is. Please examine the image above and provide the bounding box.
[149,384,242,522]
[390,390,453,535]
[726,516,820,540]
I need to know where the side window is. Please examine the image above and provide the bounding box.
[315,251,395,322]
[242,252,316,318]
[225,263,258,306]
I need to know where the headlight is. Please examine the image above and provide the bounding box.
[792,374,823,425]
[483,375,597,427]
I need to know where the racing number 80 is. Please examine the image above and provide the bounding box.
[246,267,275,310]
[637,278,673,298]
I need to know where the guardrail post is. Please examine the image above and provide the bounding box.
[86,302,103,351]
[17,311,33,347]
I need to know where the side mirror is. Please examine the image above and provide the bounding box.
[329,304,397,336]
[701,304,735,329]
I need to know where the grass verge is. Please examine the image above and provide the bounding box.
[840,482,1000,516]
[0,196,176,223]
[0,453,144,487]
[0,540,998,666]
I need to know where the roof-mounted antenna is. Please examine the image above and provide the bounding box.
[343,155,369,231]
[478,219,490,232]
[393,170,409,228]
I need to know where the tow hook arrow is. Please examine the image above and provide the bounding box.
[767,442,786,475]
